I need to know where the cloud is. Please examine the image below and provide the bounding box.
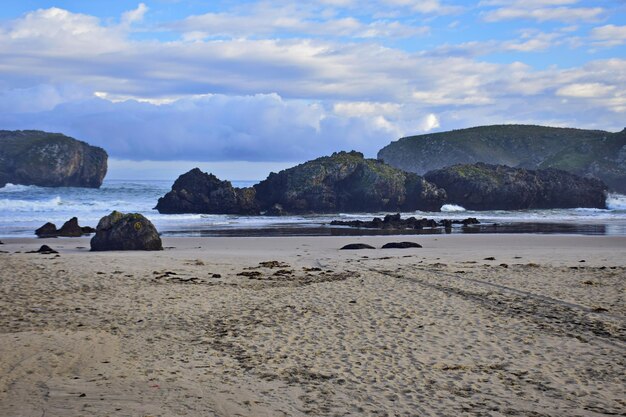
[556,82,616,98]
[121,3,148,25]
[0,93,422,161]
[590,24,626,47]
[172,5,429,40]
[480,0,605,23]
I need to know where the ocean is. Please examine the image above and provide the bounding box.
[1,180,626,238]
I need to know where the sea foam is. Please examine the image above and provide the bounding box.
[606,193,626,211]
[441,204,466,212]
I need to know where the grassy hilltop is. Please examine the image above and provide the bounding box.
[377,125,626,193]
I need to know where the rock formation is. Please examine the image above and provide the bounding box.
[253,151,446,214]
[330,213,480,229]
[155,168,259,214]
[424,163,608,210]
[35,217,96,237]
[0,130,108,188]
[90,211,162,251]
[378,125,626,193]
[155,152,447,215]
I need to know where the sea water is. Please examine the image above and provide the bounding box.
[1,180,626,237]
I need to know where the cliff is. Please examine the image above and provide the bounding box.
[377,125,626,193]
[424,163,608,210]
[0,130,107,188]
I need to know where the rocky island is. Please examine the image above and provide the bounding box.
[0,130,107,188]
[378,125,626,193]
[424,163,608,210]
[156,151,447,215]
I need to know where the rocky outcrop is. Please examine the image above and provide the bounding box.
[155,168,259,214]
[35,217,96,237]
[90,211,162,251]
[378,125,626,193]
[0,130,107,188]
[330,213,480,229]
[424,163,608,210]
[253,151,446,214]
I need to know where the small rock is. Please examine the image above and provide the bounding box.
[340,243,376,250]
[211,273,222,278]
[381,242,422,249]
[28,245,58,254]
[484,257,496,261]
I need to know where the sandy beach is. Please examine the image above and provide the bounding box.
[0,234,624,416]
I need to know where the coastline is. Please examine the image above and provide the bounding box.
[1,234,625,416]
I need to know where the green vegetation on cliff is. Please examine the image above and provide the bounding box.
[377,125,626,193]
[0,130,108,188]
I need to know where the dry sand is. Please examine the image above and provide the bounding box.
[0,234,624,416]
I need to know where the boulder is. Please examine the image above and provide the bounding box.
[35,222,59,238]
[0,130,107,188]
[253,151,446,214]
[90,211,162,251]
[424,163,608,210]
[155,168,259,214]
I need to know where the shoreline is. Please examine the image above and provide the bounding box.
[1,234,625,416]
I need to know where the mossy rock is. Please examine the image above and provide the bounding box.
[91,211,162,251]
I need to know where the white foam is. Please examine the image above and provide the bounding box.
[441,204,466,212]
[606,193,626,211]
[0,183,39,193]
[0,196,63,211]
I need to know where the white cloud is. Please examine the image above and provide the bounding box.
[556,82,616,98]
[590,24,626,47]
[173,7,428,40]
[121,3,148,25]
[381,0,463,15]
[483,6,604,23]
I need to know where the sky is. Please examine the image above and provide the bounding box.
[0,0,625,180]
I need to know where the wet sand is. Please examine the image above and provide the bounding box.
[0,234,625,416]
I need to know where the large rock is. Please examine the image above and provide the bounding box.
[90,211,162,251]
[0,130,108,188]
[424,163,608,210]
[378,125,626,193]
[253,151,446,214]
[155,168,259,214]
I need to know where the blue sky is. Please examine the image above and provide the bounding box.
[0,0,625,180]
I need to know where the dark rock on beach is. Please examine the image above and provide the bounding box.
[254,151,446,214]
[0,130,107,188]
[381,242,422,249]
[28,245,58,254]
[35,217,96,238]
[155,168,259,214]
[330,214,480,230]
[90,211,163,251]
[340,243,376,250]
[424,163,608,210]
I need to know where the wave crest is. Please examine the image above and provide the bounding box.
[606,193,626,211]
[441,204,466,212]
